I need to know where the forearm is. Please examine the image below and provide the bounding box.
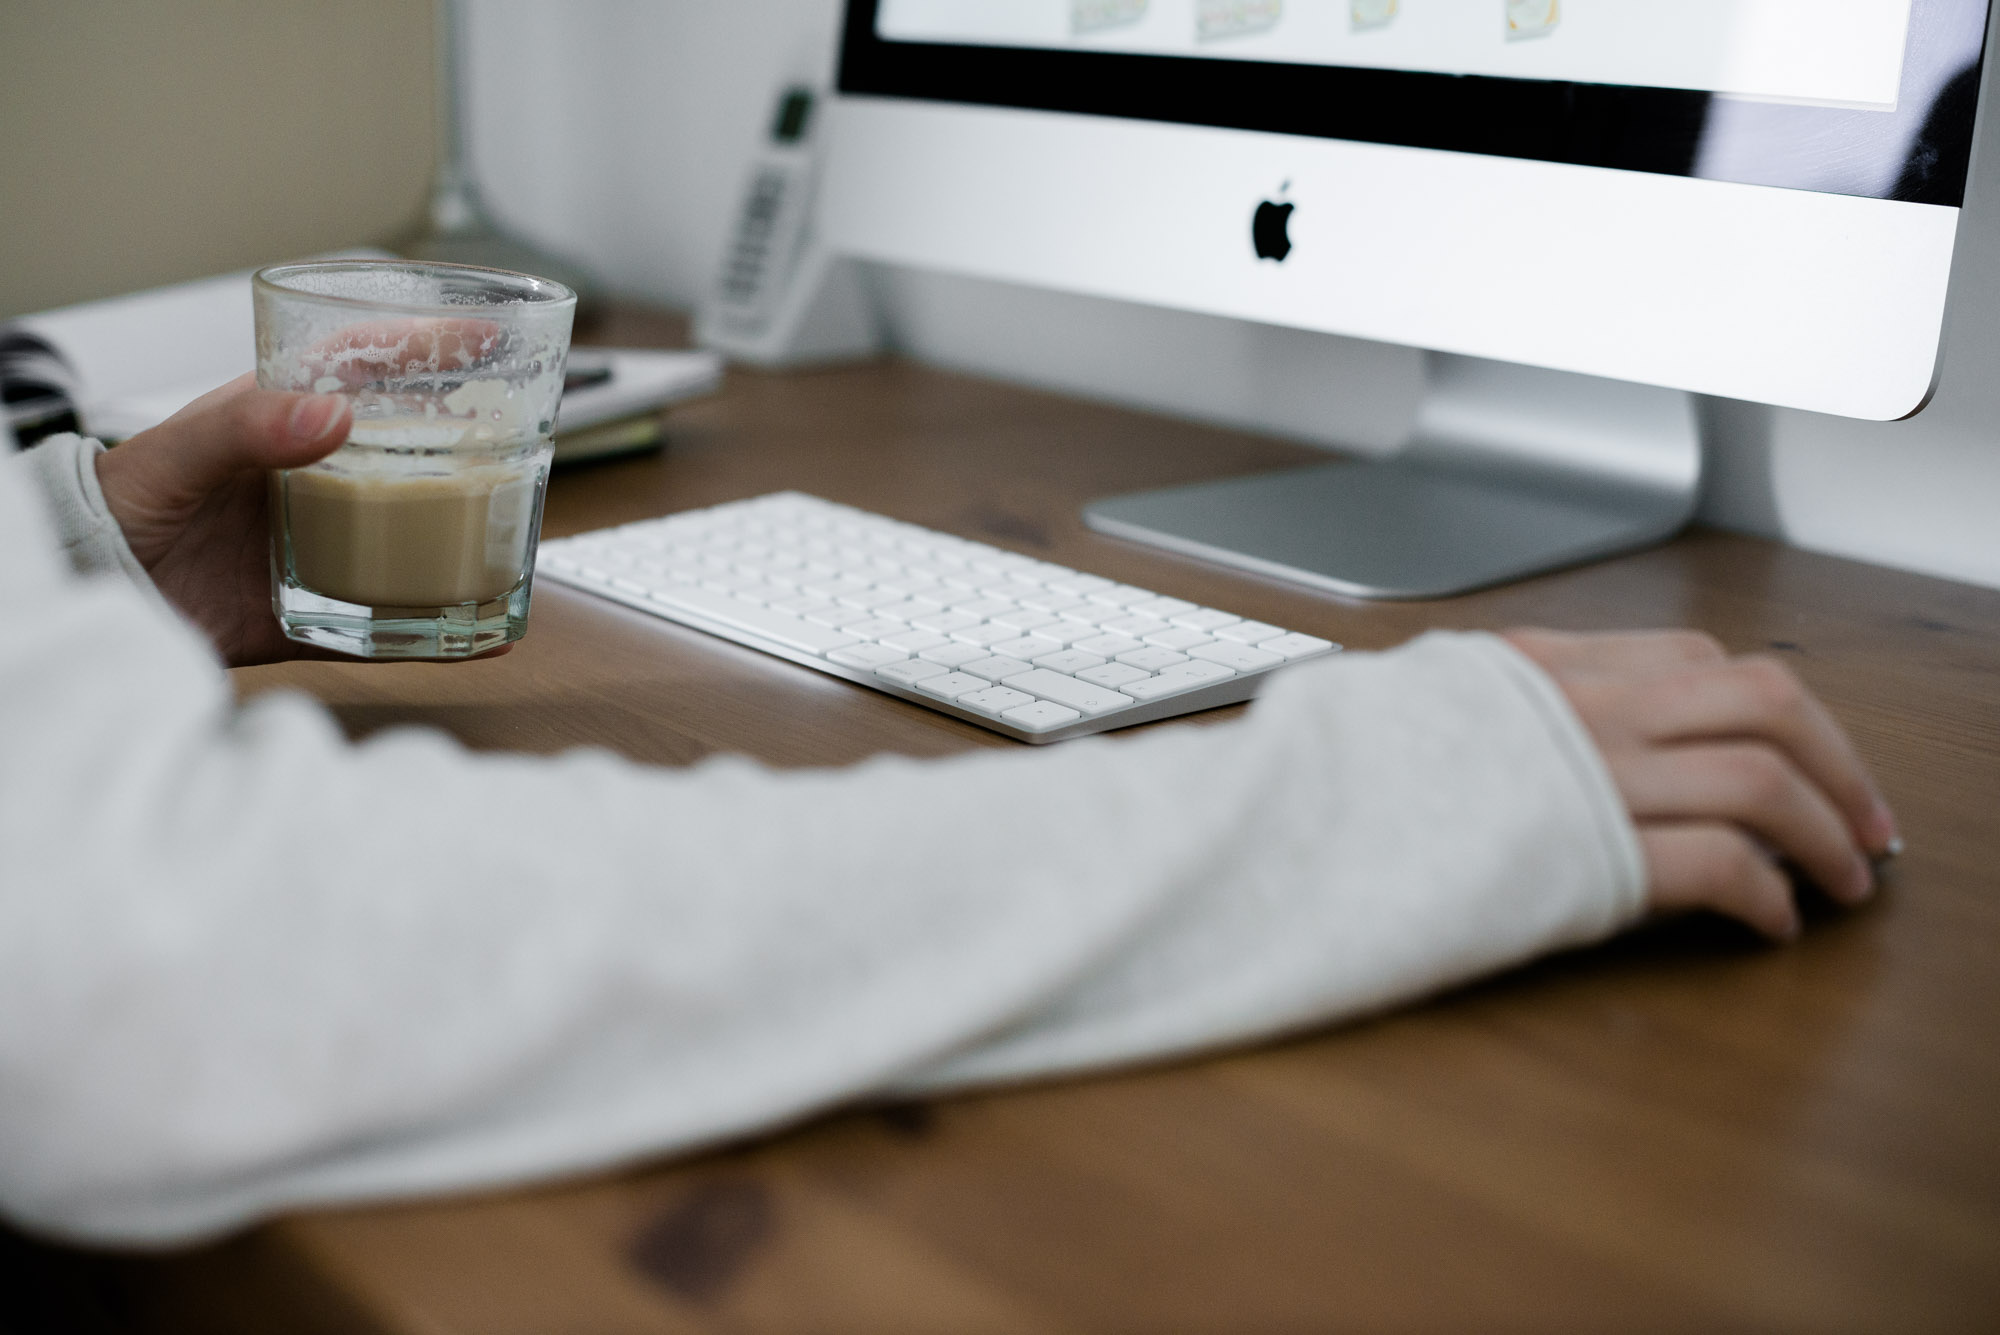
[899,632,1645,1095]
[1,631,1639,1247]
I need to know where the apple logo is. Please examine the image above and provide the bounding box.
[1252,184,1294,262]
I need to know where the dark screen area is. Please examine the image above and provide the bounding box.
[841,0,1990,206]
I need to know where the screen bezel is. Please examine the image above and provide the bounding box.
[839,0,1987,206]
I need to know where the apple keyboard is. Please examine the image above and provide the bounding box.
[535,492,1338,743]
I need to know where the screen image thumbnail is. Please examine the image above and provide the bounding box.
[1073,0,1149,34]
[1506,0,1561,40]
[1197,0,1284,40]
[1352,0,1400,31]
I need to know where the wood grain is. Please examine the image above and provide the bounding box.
[34,320,2000,1334]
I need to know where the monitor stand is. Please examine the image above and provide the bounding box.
[1082,353,1702,600]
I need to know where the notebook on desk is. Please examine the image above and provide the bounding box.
[0,257,720,450]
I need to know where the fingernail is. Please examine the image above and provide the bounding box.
[289,395,344,442]
[1865,797,1900,854]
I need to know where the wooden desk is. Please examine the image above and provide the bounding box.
[53,316,2000,1332]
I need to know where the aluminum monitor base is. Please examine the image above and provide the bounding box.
[1083,355,1703,600]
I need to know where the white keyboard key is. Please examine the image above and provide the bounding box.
[770,595,833,617]
[1189,641,1285,672]
[1076,661,1149,689]
[844,617,911,641]
[1049,573,1115,596]
[828,643,908,669]
[1117,646,1191,672]
[1260,632,1338,659]
[920,642,988,667]
[1005,669,1137,717]
[963,655,1035,683]
[643,585,862,654]
[959,685,1038,717]
[804,604,876,628]
[1215,620,1283,645]
[915,671,988,701]
[952,623,1021,648]
[838,587,907,611]
[1003,700,1082,731]
[1090,584,1156,608]
[1118,674,1202,702]
[881,629,950,653]
[1144,627,1215,652]
[1057,604,1125,628]
[989,635,1063,661]
[875,598,945,621]
[1030,622,1109,647]
[1019,591,1087,615]
[876,659,950,687]
[1074,632,1145,657]
[1130,596,1198,620]
[950,596,1017,618]
[1100,614,1171,638]
[1033,648,1106,674]
[1153,659,1236,686]
[991,608,1059,633]
[912,609,981,634]
[803,577,869,599]
[755,579,804,605]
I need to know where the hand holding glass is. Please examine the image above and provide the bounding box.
[255,261,576,659]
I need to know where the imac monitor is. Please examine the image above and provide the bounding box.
[823,1,1994,597]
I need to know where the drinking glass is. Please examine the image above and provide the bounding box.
[255,260,575,659]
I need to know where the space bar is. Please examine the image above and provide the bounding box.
[644,585,860,655]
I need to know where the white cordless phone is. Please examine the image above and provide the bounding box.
[712,87,818,333]
[698,85,879,366]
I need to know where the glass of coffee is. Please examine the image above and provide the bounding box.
[256,260,576,659]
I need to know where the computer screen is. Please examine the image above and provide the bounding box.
[868,1,1984,197]
[822,1,1992,595]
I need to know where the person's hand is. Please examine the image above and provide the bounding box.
[1503,628,1900,942]
[95,320,510,669]
[95,375,354,667]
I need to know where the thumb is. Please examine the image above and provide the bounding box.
[94,379,355,571]
[125,380,353,498]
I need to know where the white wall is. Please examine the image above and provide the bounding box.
[465,0,2000,592]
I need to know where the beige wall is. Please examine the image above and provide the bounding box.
[0,0,437,319]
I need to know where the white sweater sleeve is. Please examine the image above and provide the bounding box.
[0,456,1645,1247]
[13,432,173,614]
